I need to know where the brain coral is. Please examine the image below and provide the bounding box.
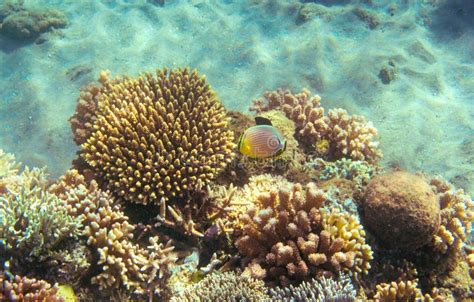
[363,171,440,250]
[235,182,372,286]
[75,68,235,205]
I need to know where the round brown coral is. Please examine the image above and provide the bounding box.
[363,171,441,250]
[77,68,235,205]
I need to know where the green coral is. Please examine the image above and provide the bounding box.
[0,167,82,263]
[317,158,379,188]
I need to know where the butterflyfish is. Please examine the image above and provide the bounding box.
[238,117,286,158]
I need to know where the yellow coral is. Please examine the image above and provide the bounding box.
[429,177,474,253]
[75,68,235,205]
[373,280,422,301]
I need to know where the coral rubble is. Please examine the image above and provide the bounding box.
[363,171,441,250]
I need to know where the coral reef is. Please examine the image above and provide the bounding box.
[0,2,67,40]
[363,171,441,250]
[373,280,422,301]
[0,274,63,302]
[0,149,19,178]
[75,68,234,206]
[0,166,82,264]
[429,176,474,254]
[170,271,270,302]
[49,170,176,297]
[235,182,372,285]
[269,273,357,301]
[250,89,382,162]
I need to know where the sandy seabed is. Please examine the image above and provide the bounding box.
[0,0,473,192]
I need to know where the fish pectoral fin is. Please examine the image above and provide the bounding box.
[254,116,273,126]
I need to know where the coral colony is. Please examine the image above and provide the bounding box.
[1,68,473,301]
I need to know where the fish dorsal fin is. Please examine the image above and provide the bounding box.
[255,116,272,126]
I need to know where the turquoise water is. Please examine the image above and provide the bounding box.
[0,0,473,301]
[0,0,472,193]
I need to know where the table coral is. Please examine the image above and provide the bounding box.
[170,271,270,302]
[74,68,235,206]
[429,176,474,254]
[250,89,382,162]
[49,170,176,297]
[269,273,357,302]
[235,182,372,286]
[0,274,63,302]
[362,171,441,250]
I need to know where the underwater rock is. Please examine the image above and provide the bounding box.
[0,5,67,40]
[363,171,441,250]
[378,60,397,84]
[296,3,331,24]
[352,7,380,30]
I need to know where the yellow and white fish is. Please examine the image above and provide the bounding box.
[238,117,286,158]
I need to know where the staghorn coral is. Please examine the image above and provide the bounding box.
[235,182,372,285]
[363,171,441,250]
[250,89,382,162]
[429,177,474,254]
[170,271,270,302]
[0,274,63,302]
[0,149,19,179]
[269,273,357,302]
[75,68,235,206]
[49,170,176,296]
[0,166,82,264]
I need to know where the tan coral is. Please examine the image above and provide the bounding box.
[250,88,328,145]
[429,177,474,253]
[74,68,235,205]
[49,170,176,296]
[373,280,422,301]
[324,108,382,162]
[0,275,63,302]
[235,182,372,285]
[250,89,382,162]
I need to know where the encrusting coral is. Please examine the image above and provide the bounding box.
[269,273,357,302]
[74,68,235,206]
[429,176,474,254]
[235,182,372,286]
[250,88,382,162]
[170,271,270,302]
[362,171,441,250]
[49,169,176,297]
[0,274,63,302]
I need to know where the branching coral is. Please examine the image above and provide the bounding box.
[0,274,63,302]
[49,170,176,296]
[429,177,474,254]
[373,280,422,301]
[170,271,270,302]
[0,149,19,179]
[269,273,357,302]
[235,182,372,285]
[250,89,382,162]
[0,167,82,264]
[74,68,235,206]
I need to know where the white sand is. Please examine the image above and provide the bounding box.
[0,0,472,192]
